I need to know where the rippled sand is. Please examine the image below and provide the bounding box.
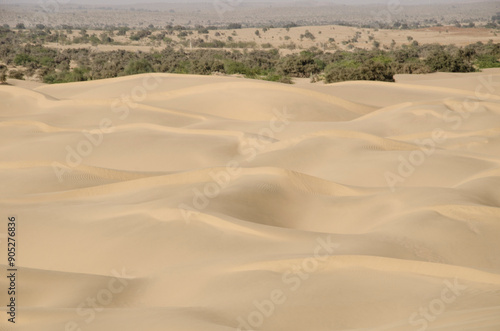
[1,70,500,330]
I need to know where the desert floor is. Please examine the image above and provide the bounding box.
[1,70,500,330]
[45,25,500,55]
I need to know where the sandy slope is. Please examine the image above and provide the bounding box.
[1,70,500,331]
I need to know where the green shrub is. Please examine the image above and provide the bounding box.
[14,53,36,65]
[43,67,90,83]
[3,29,498,86]
[325,60,394,83]
[263,73,293,84]
[425,48,475,72]
[224,60,252,75]
[124,59,154,75]
[475,54,500,68]
[277,51,322,78]
[39,56,54,66]
[372,55,393,65]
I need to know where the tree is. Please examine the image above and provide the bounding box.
[425,48,475,72]
[0,65,7,83]
[117,27,129,36]
[15,23,25,30]
[130,30,152,41]
[9,69,24,80]
[475,54,500,68]
[227,23,242,29]
[324,60,395,83]
[100,33,114,44]
[302,30,315,40]
[14,53,35,66]
[123,59,154,76]
[492,12,500,23]
[277,51,322,78]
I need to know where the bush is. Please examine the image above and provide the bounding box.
[263,74,293,84]
[493,12,500,23]
[2,28,498,86]
[43,67,90,83]
[123,59,154,75]
[475,54,500,68]
[9,70,24,80]
[117,27,129,36]
[425,48,475,72]
[196,40,226,48]
[224,60,253,76]
[301,30,315,40]
[0,65,7,83]
[227,23,242,29]
[277,51,322,78]
[130,30,151,41]
[14,53,36,66]
[39,56,55,66]
[325,60,395,83]
[394,62,432,74]
[190,57,224,75]
[284,23,298,29]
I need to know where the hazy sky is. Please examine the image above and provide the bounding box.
[1,0,484,4]
[77,0,474,3]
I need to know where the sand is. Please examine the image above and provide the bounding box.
[44,25,500,55]
[1,70,500,330]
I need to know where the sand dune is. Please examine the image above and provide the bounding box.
[1,70,500,331]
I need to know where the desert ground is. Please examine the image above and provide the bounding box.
[45,24,500,54]
[1,69,500,330]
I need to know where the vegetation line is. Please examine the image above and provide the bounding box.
[0,26,499,85]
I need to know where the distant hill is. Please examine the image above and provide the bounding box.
[2,0,498,5]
